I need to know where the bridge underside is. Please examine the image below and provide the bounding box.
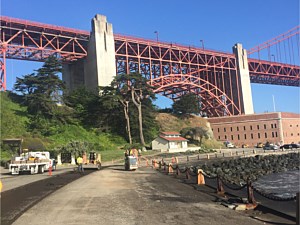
[115,40,243,117]
[1,15,299,118]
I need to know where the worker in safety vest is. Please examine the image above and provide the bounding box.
[77,155,84,173]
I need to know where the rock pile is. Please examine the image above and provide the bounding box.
[197,153,299,186]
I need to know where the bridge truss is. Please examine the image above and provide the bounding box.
[114,37,242,116]
[1,16,299,117]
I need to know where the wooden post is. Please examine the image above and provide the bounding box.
[217,176,225,196]
[297,192,299,225]
[207,154,210,159]
[197,169,205,185]
[186,169,190,179]
[247,180,257,205]
[176,167,180,177]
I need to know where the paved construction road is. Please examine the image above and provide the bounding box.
[8,164,293,225]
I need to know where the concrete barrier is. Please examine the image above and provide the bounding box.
[197,169,205,185]
[168,163,173,174]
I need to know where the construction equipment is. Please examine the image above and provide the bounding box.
[9,151,55,175]
[125,156,138,171]
[124,149,138,171]
[82,151,102,170]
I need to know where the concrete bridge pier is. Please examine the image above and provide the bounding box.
[233,43,254,115]
[63,14,116,92]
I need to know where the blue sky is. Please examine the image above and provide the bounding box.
[1,0,299,113]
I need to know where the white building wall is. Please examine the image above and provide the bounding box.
[169,141,177,149]
[152,138,169,151]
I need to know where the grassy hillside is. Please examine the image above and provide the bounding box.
[156,113,209,131]
[0,92,28,138]
[0,92,127,161]
[156,113,223,149]
[1,93,222,161]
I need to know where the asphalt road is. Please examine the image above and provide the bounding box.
[5,164,293,225]
[1,150,298,225]
[0,165,76,192]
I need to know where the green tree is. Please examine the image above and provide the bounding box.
[63,86,101,127]
[101,81,133,144]
[181,126,213,146]
[172,93,201,115]
[13,56,67,135]
[14,56,64,116]
[113,73,156,146]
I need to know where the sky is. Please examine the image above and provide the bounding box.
[1,0,299,114]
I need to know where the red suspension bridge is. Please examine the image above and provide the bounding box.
[0,16,299,117]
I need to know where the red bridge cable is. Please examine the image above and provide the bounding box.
[247,25,300,55]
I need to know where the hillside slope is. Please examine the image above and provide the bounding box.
[0,92,28,138]
[155,113,210,132]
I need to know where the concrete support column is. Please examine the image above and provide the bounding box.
[57,153,62,165]
[84,14,116,91]
[71,154,76,165]
[62,14,116,92]
[62,60,85,90]
[233,43,254,115]
[278,112,284,144]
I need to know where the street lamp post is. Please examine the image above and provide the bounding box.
[200,40,204,50]
[271,54,275,62]
[154,31,159,42]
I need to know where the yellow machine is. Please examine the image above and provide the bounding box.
[82,151,102,170]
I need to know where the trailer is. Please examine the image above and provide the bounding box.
[9,151,55,175]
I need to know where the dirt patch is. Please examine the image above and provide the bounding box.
[156,113,208,132]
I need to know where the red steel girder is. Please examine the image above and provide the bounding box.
[248,58,300,86]
[0,16,299,110]
[0,48,6,90]
[1,16,89,62]
[115,39,242,117]
[151,74,241,117]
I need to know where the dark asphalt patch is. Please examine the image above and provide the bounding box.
[1,170,95,225]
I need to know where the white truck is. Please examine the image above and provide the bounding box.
[9,151,56,175]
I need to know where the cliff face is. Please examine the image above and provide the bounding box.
[155,113,210,132]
